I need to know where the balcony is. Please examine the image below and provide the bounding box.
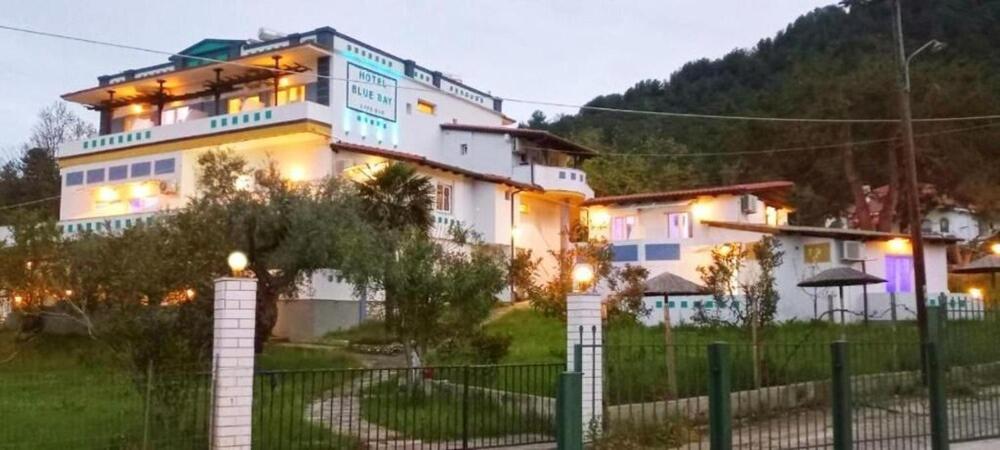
[512,164,593,198]
[58,101,332,159]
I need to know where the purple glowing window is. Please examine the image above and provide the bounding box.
[885,255,914,293]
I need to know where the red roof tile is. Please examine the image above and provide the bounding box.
[330,141,542,191]
[582,181,795,207]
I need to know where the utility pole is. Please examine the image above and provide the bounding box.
[892,0,929,352]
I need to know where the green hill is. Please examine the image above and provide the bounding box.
[546,0,1000,226]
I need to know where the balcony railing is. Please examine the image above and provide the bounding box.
[58,101,332,159]
[512,164,593,198]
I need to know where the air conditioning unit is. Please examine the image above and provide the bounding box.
[159,181,178,195]
[842,240,866,261]
[740,194,758,214]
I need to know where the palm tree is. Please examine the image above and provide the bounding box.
[353,163,434,234]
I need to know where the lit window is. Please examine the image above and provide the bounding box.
[416,99,436,115]
[611,215,636,241]
[667,212,691,239]
[765,206,778,226]
[885,255,914,293]
[227,98,243,114]
[436,183,453,213]
[242,96,264,111]
[161,106,190,125]
[276,85,306,106]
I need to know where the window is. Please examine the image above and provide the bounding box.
[124,113,154,131]
[435,183,453,213]
[921,219,933,232]
[108,165,128,181]
[131,162,151,178]
[276,86,305,106]
[611,215,636,241]
[65,172,84,186]
[86,168,105,184]
[885,255,914,293]
[154,158,176,175]
[765,206,778,226]
[939,218,950,234]
[161,106,191,125]
[416,99,436,115]
[460,144,469,155]
[227,95,263,114]
[667,212,691,239]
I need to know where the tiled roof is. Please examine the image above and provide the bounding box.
[330,141,542,191]
[583,181,795,207]
[702,220,961,244]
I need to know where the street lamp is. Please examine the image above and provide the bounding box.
[227,251,249,277]
[572,262,595,293]
[892,0,947,355]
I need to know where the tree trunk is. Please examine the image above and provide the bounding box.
[878,139,903,232]
[842,135,874,230]
[254,283,278,354]
[662,295,678,399]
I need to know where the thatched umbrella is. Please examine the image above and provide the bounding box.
[644,271,706,398]
[798,267,886,324]
[951,254,1000,303]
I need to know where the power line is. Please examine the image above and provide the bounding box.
[0,195,61,211]
[5,23,1000,125]
[519,121,1000,158]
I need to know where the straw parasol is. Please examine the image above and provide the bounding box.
[798,267,887,324]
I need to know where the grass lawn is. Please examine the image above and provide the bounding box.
[0,331,362,449]
[486,307,1000,403]
[359,379,553,442]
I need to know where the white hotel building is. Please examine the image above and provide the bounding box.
[53,28,969,340]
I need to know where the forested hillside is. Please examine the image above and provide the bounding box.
[544,0,1000,227]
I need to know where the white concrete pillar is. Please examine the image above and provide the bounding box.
[211,277,257,450]
[566,293,602,434]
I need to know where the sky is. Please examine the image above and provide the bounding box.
[0,0,836,151]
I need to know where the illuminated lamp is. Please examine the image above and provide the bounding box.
[691,202,710,220]
[887,238,910,254]
[991,243,1000,255]
[227,251,249,277]
[97,186,119,203]
[572,263,595,292]
[287,166,306,183]
[969,288,983,299]
[130,182,153,199]
[278,77,290,87]
[130,104,144,114]
[13,295,23,305]
[718,244,734,256]
[185,289,196,300]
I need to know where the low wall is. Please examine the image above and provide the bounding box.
[273,299,376,342]
[605,366,935,426]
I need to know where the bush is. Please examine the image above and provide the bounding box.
[433,331,512,365]
[324,320,398,346]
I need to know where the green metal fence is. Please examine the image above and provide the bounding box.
[252,363,563,449]
[583,305,1000,449]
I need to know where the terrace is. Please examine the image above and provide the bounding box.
[58,42,332,160]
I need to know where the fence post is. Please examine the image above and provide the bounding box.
[831,341,852,450]
[143,359,154,450]
[926,342,950,450]
[462,365,470,450]
[556,371,583,450]
[211,277,257,450]
[708,342,731,450]
[566,293,602,438]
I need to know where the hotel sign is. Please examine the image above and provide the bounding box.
[346,63,397,122]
